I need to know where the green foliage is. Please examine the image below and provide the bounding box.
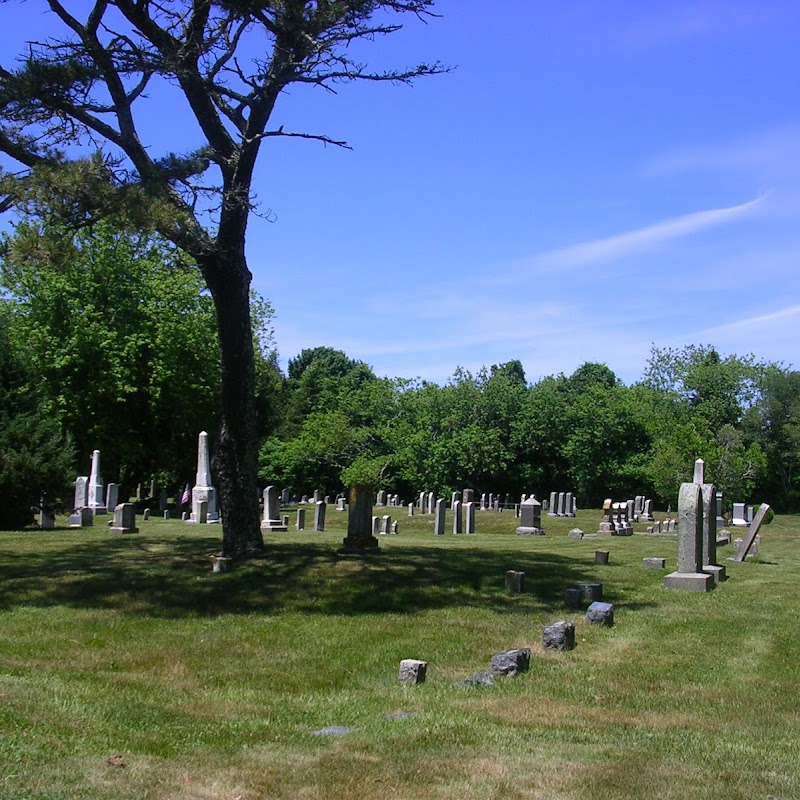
[0,312,74,527]
[0,218,277,491]
[340,454,387,489]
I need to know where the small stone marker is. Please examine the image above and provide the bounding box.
[311,726,352,737]
[490,648,530,677]
[211,556,232,573]
[391,521,398,535]
[505,570,524,593]
[80,508,94,527]
[565,587,583,609]
[542,620,575,651]
[571,582,603,604]
[181,511,189,521]
[163,510,169,520]
[586,601,614,626]
[595,550,610,565]
[197,501,207,524]
[515,496,544,535]
[567,528,584,540]
[398,659,427,684]
[643,557,666,569]
[142,508,151,521]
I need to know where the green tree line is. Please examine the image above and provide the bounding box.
[1,222,797,528]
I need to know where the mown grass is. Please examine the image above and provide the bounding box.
[1,506,798,799]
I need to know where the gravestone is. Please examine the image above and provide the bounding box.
[105,483,119,515]
[434,498,446,535]
[300,495,309,504]
[408,502,414,517]
[324,495,331,505]
[700,482,725,583]
[543,620,575,651]
[336,497,346,512]
[490,648,530,677]
[372,516,381,536]
[189,431,219,524]
[281,487,291,505]
[196,501,207,524]
[565,492,575,517]
[664,482,714,591]
[74,476,88,510]
[296,508,306,530]
[159,490,169,512]
[142,508,150,521]
[380,515,391,535]
[730,503,771,563]
[596,498,615,535]
[88,450,106,514]
[376,490,387,507]
[419,491,427,511]
[109,503,138,534]
[339,485,380,553]
[567,528,584,540]
[515,496,544,535]
[313,489,322,503]
[715,491,725,528]
[451,491,459,508]
[548,491,558,516]
[731,502,748,526]
[452,500,463,534]
[505,570,524,593]
[465,501,476,534]
[693,458,704,484]
[643,557,666,569]
[642,499,654,521]
[557,492,566,516]
[462,489,474,504]
[398,659,427,685]
[595,550,610,565]
[391,521,398,535]
[261,485,288,531]
[39,505,55,529]
[428,492,436,514]
[313,500,326,531]
[480,493,487,511]
[587,601,614,626]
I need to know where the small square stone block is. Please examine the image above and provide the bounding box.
[594,550,610,565]
[643,557,666,570]
[211,556,232,573]
[567,528,584,540]
[543,620,575,651]
[505,570,525,593]
[572,582,603,604]
[586,601,614,626]
[399,659,427,684]
[565,587,583,609]
[490,648,531,677]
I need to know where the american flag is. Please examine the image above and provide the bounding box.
[180,483,190,506]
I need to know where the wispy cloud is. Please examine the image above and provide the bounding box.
[510,195,765,276]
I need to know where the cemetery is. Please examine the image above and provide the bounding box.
[0,486,798,800]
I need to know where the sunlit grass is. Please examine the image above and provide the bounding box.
[1,506,798,799]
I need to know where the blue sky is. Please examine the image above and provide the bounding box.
[3,1,799,385]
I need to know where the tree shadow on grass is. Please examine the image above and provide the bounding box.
[0,533,636,618]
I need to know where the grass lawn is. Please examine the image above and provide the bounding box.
[1,505,798,800]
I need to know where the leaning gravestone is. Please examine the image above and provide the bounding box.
[730,503,771,563]
[664,482,714,591]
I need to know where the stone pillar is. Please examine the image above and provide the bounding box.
[693,458,705,485]
[340,485,380,552]
[434,498,446,535]
[261,485,288,531]
[664,482,714,591]
[88,450,106,513]
[190,431,219,523]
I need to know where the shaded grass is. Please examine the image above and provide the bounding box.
[1,507,799,799]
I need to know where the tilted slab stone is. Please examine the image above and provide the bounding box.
[731,503,770,563]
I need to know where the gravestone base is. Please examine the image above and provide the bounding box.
[595,522,615,536]
[515,526,545,536]
[663,571,714,592]
[702,564,726,584]
[611,525,633,536]
[338,536,381,554]
[109,524,139,534]
[260,519,288,532]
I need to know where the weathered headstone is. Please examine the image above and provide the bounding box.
[595,550,610,565]
[73,476,88,511]
[505,570,524,593]
[261,485,288,531]
[465,501,476,534]
[587,601,614,626]
[557,492,566,516]
[336,497,346,512]
[376,489,387,507]
[490,648,530,677]
[296,508,305,530]
[189,431,219,524]
[372,516,381,536]
[142,508,151,521]
[434,498,446,535]
[567,528,584,540]
[339,485,380,553]
[664,482,714,591]
[693,458,704,484]
[642,499,654,521]
[643,557,666,569]
[596,498,615,535]
[731,502,748,526]
[109,502,138,534]
[398,659,427,684]
[565,491,575,517]
[408,502,414,517]
[715,491,725,528]
[515,496,544,535]
[427,491,436,514]
[542,620,575,650]
[105,483,119,514]
[313,489,322,503]
[462,489,475,504]
[548,491,558,516]
[380,515,391,535]
[700,483,725,583]
[452,500,463,534]
[313,500,326,531]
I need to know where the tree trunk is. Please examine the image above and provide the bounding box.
[202,248,264,558]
